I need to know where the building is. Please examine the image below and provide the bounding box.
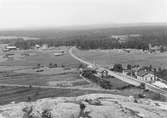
[148,43,161,53]
[53,50,65,56]
[111,35,129,43]
[94,68,109,78]
[54,52,64,56]
[123,69,133,76]
[4,46,17,51]
[35,44,40,49]
[136,70,157,82]
[41,44,48,49]
[152,81,167,89]
[111,34,141,43]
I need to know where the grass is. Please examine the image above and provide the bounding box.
[0,47,166,105]
[0,86,117,105]
[0,48,80,67]
[0,85,166,105]
[73,48,167,68]
[0,47,92,88]
[0,71,92,87]
[108,76,130,89]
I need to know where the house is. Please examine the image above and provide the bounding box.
[111,35,129,43]
[148,43,161,53]
[95,68,108,78]
[3,46,17,51]
[54,52,64,56]
[136,70,157,82]
[41,44,48,49]
[35,44,40,49]
[53,50,65,56]
[123,69,132,76]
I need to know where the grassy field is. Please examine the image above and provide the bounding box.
[0,47,108,105]
[0,69,98,88]
[108,76,130,89]
[0,46,166,105]
[0,47,97,89]
[0,47,80,67]
[73,48,167,68]
[0,86,117,105]
[0,85,165,105]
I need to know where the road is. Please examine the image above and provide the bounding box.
[69,47,167,97]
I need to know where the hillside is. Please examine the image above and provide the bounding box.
[0,93,167,118]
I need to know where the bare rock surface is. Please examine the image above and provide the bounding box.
[0,94,167,118]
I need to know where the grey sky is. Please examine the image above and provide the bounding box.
[0,0,167,29]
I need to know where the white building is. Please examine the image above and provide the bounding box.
[153,81,167,89]
[4,46,17,51]
[136,70,157,82]
[41,44,48,49]
[35,44,40,49]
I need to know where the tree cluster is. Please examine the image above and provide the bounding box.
[82,69,112,89]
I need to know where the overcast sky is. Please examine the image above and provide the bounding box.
[0,0,167,29]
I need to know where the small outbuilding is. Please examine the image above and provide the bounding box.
[4,46,17,51]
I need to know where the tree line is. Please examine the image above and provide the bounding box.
[12,36,150,50]
[8,31,167,50]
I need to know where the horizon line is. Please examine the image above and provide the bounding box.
[0,22,167,31]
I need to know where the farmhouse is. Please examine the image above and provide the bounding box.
[35,44,40,49]
[148,43,161,53]
[111,34,141,43]
[111,35,129,43]
[136,70,157,82]
[3,45,17,51]
[53,50,65,56]
[123,69,133,76]
[41,44,48,49]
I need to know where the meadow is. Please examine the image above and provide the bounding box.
[73,48,167,68]
[0,46,166,104]
[0,86,117,105]
[0,47,80,67]
[0,47,96,89]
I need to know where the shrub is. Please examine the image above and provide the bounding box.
[42,109,52,118]
[139,83,145,89]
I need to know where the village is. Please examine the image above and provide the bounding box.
[0,40,167,90]
[76,42,167,90]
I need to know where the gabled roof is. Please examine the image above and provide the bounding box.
[6,46,17,49]
[137,70,148,77]
[137,70,154,77]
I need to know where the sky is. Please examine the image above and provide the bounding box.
[0,0,167,29]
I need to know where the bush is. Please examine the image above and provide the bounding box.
[138,93,145,98]
[139,83,146,89]
[112,64,123,73]
[152,93,162,100]
[42,109,52,118]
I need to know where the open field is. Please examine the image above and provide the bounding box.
[0,46,166,105]
[0,85,166,105]
[0,47,97,89]
[73,48,167,68]
[108,76,130,89]
[0,86,117,105]
[0,69,99,88]
[0,47,80,67]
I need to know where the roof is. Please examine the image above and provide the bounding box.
[6,46,17,49]
[123,69,132,73]
[137,70,148,77]
[137,70,154,77]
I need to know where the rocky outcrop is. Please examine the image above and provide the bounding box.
[0,94,167,118]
